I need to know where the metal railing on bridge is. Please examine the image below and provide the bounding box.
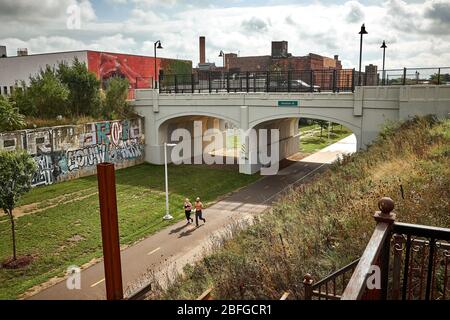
[159,69,355,94]
[157,67,450,94]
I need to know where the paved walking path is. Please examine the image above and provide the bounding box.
[28,135,356,300]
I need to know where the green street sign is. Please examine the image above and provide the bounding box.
[278,100,298,107]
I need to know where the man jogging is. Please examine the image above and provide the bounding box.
[184,198,193,224]
[194,197,206,227]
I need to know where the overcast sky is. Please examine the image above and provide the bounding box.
[0,0,449,69]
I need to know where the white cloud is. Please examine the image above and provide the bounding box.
[1,0,450,68]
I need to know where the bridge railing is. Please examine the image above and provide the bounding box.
[377,67,450,86]
[157,66,450,94]
[159,69,356,94]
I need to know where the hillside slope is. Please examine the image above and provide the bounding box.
[153,116,450,300]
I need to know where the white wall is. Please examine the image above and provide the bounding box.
[0,51,88,95]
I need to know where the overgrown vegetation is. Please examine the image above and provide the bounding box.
[2,58,133,130]
[155,116,449,300]
[0,96,25,131]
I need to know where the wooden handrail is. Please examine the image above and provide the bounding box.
[341,197,396,300]
[340,222,391,300]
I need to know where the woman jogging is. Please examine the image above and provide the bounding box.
[184,198,193,224]
[194,197,206,227]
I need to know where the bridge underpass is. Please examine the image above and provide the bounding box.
[133,85,450,174]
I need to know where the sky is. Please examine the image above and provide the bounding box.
[0,0,449,69]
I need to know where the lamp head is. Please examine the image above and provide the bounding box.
[381,40,387,49]
[219,50,224,57]
[359,23,368,35]
[155,40,163,49]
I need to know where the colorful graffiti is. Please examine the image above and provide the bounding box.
[0,118,145,187]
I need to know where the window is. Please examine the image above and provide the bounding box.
[3,86,7,95]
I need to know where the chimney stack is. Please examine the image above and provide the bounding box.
[199,36,205,64]
[0,45,6,58]
[334,55,339,60]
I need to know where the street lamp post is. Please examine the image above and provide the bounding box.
[154,40,163,89]
[358,24,368,86]
[219,50,225,68]
[219,50,226,89]
[163,142,176,220]
[381,41,387,85]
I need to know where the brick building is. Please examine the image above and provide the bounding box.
[225,41,342,73]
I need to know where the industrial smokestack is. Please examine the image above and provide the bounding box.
[0,45,6,58]
[199,36,205,64]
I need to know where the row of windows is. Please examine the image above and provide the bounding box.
[0,85,14,96]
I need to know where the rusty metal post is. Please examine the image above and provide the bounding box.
[97,162,123,300]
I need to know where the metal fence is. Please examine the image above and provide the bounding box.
[156,67,450,94]
[159,69,355,94]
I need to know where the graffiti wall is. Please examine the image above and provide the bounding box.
[0,118,145,187]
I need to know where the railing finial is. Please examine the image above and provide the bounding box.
[374,197,396,223]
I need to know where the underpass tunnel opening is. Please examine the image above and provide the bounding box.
[158,115,241,166]
[243,116,358,174]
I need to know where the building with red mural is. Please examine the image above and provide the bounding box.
[0,47,192,97]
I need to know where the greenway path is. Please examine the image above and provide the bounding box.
[29,135,356,300]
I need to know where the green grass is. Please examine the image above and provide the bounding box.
[0,163,260,299]
[300,125,352,153]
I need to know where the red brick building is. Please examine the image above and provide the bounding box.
[225,41,342,73]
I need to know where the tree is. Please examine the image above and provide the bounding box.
[315,120,328,138]
[0,95,26,131]
[430,73,450,84]
[57,58,102,117]
[103,76,132,119]
[27,66,70,118]
[0,151,37,261]
[9,81,35,117]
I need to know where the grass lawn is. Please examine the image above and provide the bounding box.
[300,124,352,153]
[0,163,260,299]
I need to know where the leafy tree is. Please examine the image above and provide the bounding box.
[57,58,102,117]
[315,120,329,137]
[27,66,70,118]
[103,76,132,119]
[9,81,35,116]
[0,95,25,131]
[0,151,37,261]
[430,73,450,84]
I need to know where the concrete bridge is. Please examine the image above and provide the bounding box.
[133,85,450,174]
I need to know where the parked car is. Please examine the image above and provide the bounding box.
[269,79,321,92]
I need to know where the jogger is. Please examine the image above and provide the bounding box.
[194,197,206,227]
[184,198,193,223]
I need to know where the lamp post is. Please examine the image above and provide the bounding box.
[381,41,387,85]
[218,50,225,68]
[358,24,368,86]
[154,40,163,89]
[219,50,226,89]
[163,142,176,220]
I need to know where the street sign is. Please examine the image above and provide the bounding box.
[278,100,298,107]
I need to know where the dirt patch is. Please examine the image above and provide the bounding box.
[67,235,85,243]
[2,255,34,269]
[2,188,98,219]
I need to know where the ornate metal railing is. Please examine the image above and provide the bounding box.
[303,259,360,300]
[389,223,450,300]
[339,197,450,300]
